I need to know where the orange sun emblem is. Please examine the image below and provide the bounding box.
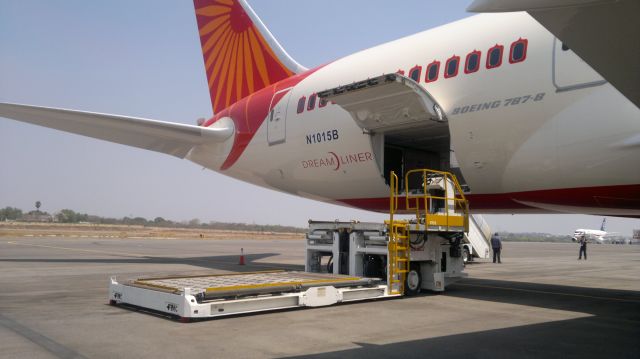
[194,0,295,113]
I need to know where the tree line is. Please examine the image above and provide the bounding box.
[500,232,572,242]
[0,206,305,233]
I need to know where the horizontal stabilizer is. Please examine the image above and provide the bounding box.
[0,103,234,158]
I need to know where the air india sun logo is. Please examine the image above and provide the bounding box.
[194,0,294,113]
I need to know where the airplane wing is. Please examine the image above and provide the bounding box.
[317,73,446,133]
[0,103,234,158]
[467,0,640,108]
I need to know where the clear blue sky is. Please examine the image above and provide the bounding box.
[0,1,637,236]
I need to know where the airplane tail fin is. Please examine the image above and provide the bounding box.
[600,218,607,231]
[193,0,307,114]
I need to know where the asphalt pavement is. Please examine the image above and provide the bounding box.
[0,237,638,358]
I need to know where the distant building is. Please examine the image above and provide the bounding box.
[21,212,54,223]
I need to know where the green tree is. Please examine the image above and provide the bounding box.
[0,207,23,221]
[122,216,145,225]
[56,209,77,223]
[76,212,89,222]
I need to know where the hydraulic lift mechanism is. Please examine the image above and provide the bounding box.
[109,169,469,321]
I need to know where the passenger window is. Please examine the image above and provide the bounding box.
[297,96,306,114]
[464,50,481,74]
[319,97,328,108]
[444,56,460,78]
[425,61,440,83]
[307,94,317,111]
[509,39,528,63]
[409,65,422,82]
[486,44,503,69]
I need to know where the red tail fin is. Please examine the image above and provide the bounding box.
[193,0,305,113]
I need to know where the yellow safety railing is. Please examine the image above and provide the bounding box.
[386,168,469,295]
[403,168,469,232]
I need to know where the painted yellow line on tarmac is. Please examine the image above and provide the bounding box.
[457,282,640,304]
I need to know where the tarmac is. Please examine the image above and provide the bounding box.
[0,237,638,358]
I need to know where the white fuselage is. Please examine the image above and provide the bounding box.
[573,229,607,243]
[187,13,640,215]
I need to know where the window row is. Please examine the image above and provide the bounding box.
[399,38,527,83]
[295,38,528,115]
[296,93,330,114]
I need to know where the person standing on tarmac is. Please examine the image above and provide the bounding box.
[491,232,502,263]
[578,234,588,260]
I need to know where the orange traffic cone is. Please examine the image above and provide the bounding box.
[239,248,245,265]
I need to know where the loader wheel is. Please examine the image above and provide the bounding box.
[463,247,471,264]
[404,263,422,296]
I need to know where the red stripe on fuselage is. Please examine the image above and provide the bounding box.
[337,184,640,214]
[204,66,323,170]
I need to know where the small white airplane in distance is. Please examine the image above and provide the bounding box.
[573,218,607,243]
[0,0,639,218]
[573,218,620,243]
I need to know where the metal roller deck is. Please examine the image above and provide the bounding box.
[109,270,392,321]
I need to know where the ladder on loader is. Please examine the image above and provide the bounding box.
[386,169,469,295]
[387,172,410,295]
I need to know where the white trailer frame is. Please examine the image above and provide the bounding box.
[108,271,395,321]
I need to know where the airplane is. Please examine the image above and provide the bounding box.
[572,218,608,243]
[0,0,639,219]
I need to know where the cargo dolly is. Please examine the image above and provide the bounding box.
[109,169,470,320]
[109,270,391,321]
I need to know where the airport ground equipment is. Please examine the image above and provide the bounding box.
[463,215,492,263]
[109,271,390,321]
[108,168,469,320]
[307,169,469,295]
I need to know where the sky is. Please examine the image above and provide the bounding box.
[0,0,637,236]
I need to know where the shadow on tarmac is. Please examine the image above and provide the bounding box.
[0,253,305,272]
[285,278,640,359]
[3,254,638,358]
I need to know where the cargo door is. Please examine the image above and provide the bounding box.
[553,38,605,91]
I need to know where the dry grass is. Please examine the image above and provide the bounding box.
[0,222,304,240]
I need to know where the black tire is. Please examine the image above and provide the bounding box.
[404,263,422,296]
[463,247,471,264]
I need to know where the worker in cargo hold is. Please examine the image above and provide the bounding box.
[491,232,502,263]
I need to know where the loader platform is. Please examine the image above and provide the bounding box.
[109,270,391,321]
